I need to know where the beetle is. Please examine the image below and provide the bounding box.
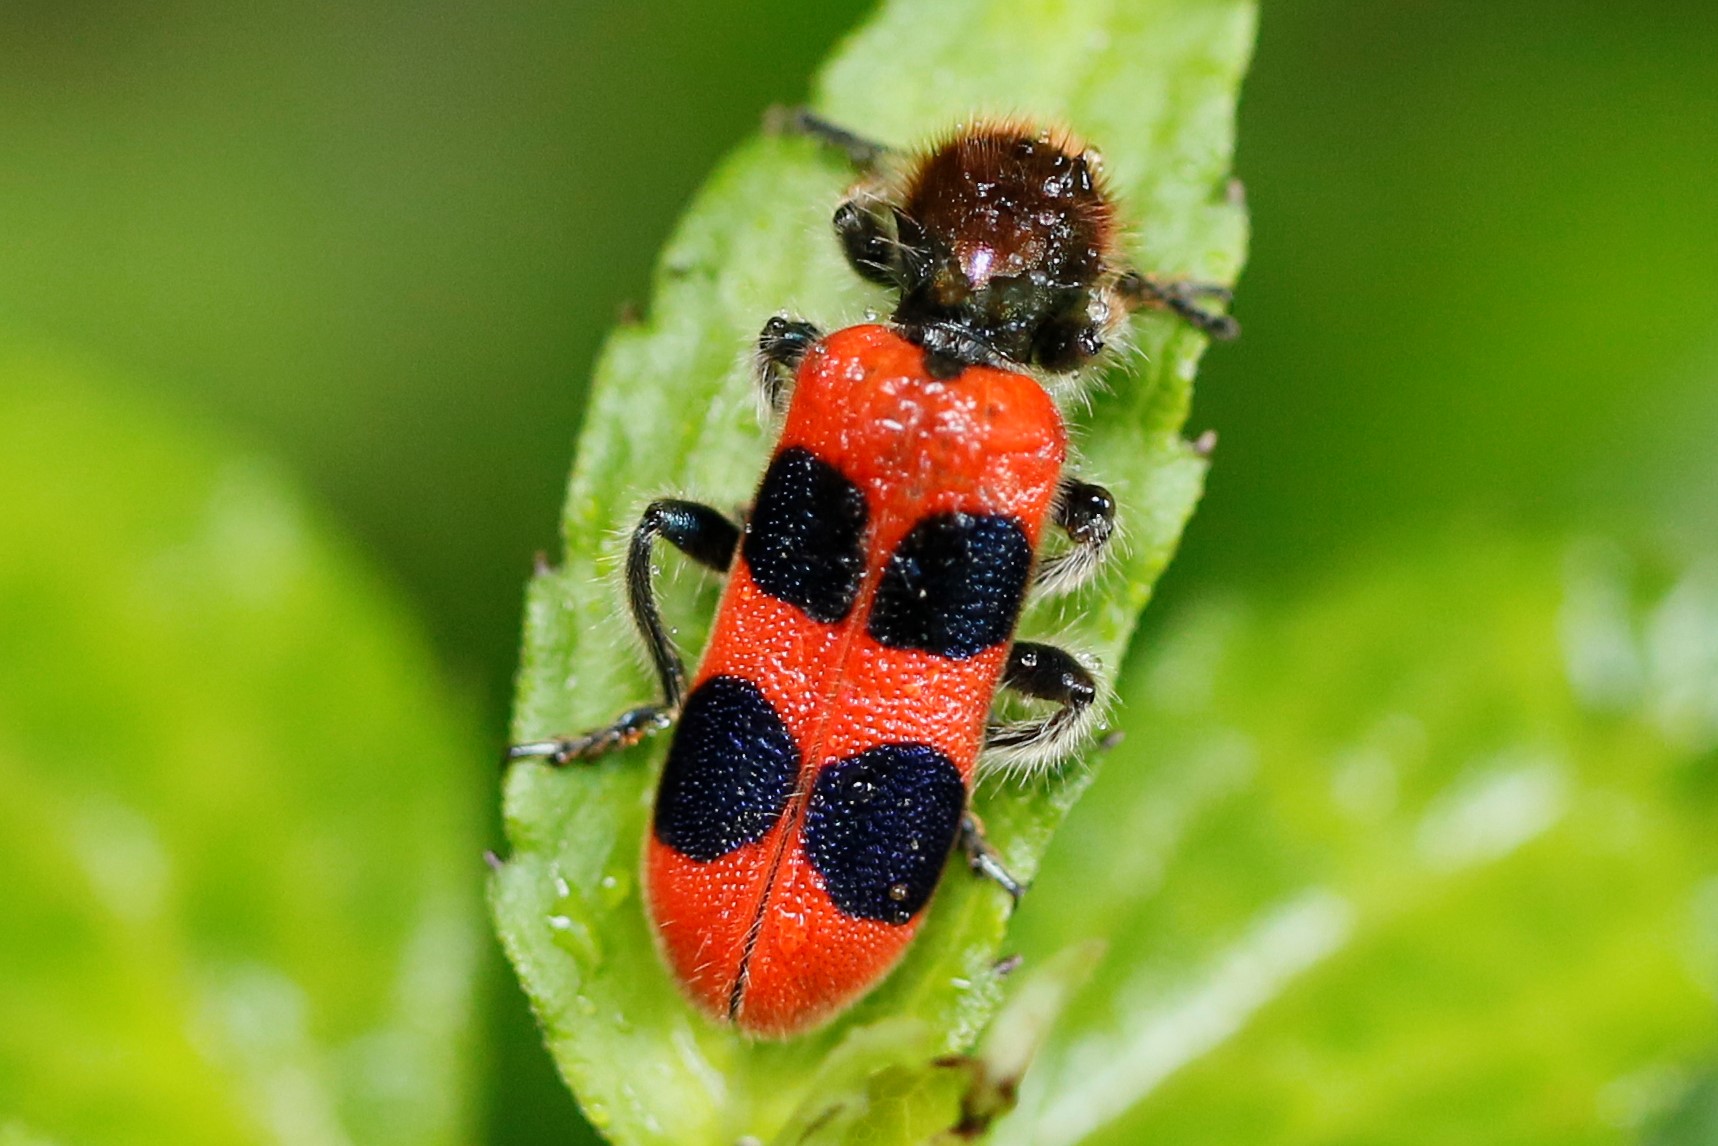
[509,110,1236,1038]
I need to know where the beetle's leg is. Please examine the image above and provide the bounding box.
[755,315,823,415]
[982,642,1101,774]
[1115,270,1240,340]
[766,106,906,288]
[831,196,907,288]
[958,813,1026,906]
[768,105,893,170]
[506,500,739,767]
[1033,477,1116,597]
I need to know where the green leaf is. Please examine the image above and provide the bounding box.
[0,343,484,1145]
[494,0,1253,1142]
[1644,1063,1718,1146]
[0,1123,60,1146]
[767,941,1104,1146]
[995,538,1718,1145]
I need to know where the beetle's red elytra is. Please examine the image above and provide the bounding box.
[508,111,1237,1039]
[650,323,1064,1035]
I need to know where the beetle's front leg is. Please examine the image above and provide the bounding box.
[755,315,824,415]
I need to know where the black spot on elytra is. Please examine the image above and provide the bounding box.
[867,512,1032,659]
[654,676,798,862]
[803,743,966,924]
[743,447,868,624]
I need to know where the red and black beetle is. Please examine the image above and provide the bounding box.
[510,111,1236,1037]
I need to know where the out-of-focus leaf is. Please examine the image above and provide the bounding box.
[0,1123,60,1146]
[493,0,1253,1141]
[0,343,484,1145]
[994,539,1718,1146]
[1644,1063,1718,1146]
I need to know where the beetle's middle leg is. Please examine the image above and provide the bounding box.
[507,499,739,766]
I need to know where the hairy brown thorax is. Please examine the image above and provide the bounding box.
[813,112,1233,374]
[881,124,1123,372]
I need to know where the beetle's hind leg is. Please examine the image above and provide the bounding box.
[982,642,1102,777]
[958,813,1026,906]
[1033,477,1116,597]
[506,500,739,767]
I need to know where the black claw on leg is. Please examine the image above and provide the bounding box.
[505,704,675,768]
[959,814,1027,907]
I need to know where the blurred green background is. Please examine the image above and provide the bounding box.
[2,0,1715,1142]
